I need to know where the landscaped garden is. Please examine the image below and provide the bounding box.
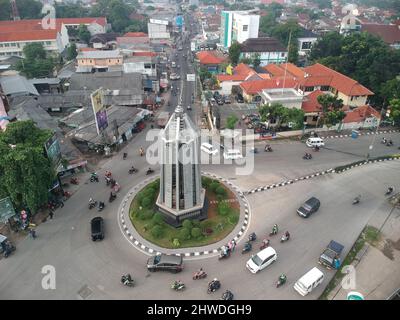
[129,177,240,248]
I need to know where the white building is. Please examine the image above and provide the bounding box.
[220,11,260,49]
[240,37,288,66]
[123,56,157,77]
[148,19,171,39]
[260,88,303,109]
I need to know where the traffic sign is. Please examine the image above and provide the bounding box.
[187,74,195,81]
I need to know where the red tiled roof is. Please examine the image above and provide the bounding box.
[281,63,306,79]
[234,63,254,76]
[301,90,324,113]
[217,74,249,81]
[263,64,286,77]
[343,105,381,123]
[80,47,98,52]
[133,51,157,57]
[302,63,374,96]
[240,77,298,95]
[361,24,400,44]
[196,51,227,64]
[123,32,148,37]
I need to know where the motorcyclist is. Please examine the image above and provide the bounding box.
[382,137,387,144]
[147,167,153,174]
[388,139,393,146]
[284,231,290,240]
[139,147,144,156]
[248,232,256,241]
[262,238,270,246]
[387,186,394,194]
[99,201,105,209]
[278,274,287,284]
[89,198,95,206]
[110,191,116,199]
[354,195,361,203]
[105,170,112,178]
[272,224,278,234]
[210,278,220,290]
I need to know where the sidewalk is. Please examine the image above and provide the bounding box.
[329,205,400,300]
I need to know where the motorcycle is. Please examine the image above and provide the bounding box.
[265,146,273,152]
[260,239,270,250]
[386,140,393,147]
[207,280,221,293]
[70,177,79,185]
[221,290,234,300]
[303,153,312,160]
[269,225,278,236]
[123,153,128,160]
[139,148,144,157]
[386,187,395,196]
[280,233,290,243]
[129,167,138,174]
[313,146,320,152]
[105,177,111,186]
[193,270,207,280]
[121,274,134,287]
[98,202,105,211]
[276,275,287,288]
[352,195,361,205]
[109,193,117,203]
[248,232,257,242]
[90,174,99,183]
[146,168,154,175]
[171,281,185,291]
[88,201,97,210]
[241,241,252,254]
[218,246,231,260]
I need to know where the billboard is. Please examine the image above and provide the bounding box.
[44,133,61,166]
[176,15,183,27]
[91,88,108,135]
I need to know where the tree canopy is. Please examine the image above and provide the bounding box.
[0,121,56,212]
[78,24,91,44]
[0,0,42,20]
[259,103,305,129]
[229,42,241,66]
[15,43,55,78]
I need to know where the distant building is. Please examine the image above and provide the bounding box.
[76,50,123,73]
[148,19,171,39]
[196,50,228,73]
[239,37,288,66]
[220,11,260,49]
[90,33,119,50]
[297,29,319,56]
[124,54,157,77]
[361,22,400,49]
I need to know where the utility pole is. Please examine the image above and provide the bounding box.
[10,0,20,21]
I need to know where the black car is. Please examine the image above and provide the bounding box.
[236,94,244,103]
[91,217,104,241]
[147,254,183,273]
[297,197,320,218]
[216,98,224,105]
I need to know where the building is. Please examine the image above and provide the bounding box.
[220,11,260,49]
[156,106,207,227]
[0,17,107,58]
[116,32,150,50]
[148,19,171,39]
[89,33,119,50]
[196,51,228,73]
[298,63,374,108]
[216,63,256,95]
[123,54,157,77]
[239,37,288,66]
[297,29,319,56]
[260,88,303,109]
[361,23,400,49]
[76,50,123,73]
[0,75,39,97]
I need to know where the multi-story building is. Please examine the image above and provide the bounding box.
[239,37,288,66]
[123,54,157,77]
[148,19,171,39]
[76,50,123,73]
[220,11,260,49]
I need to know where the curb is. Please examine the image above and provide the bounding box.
[319,129,400,140]
[118,171,251,258]
[334,156,400,173]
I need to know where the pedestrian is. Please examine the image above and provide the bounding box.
[30,228,37,239]
[49,210,54,220]
[231,239,236,252]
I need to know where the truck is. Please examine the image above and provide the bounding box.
[318,240,344,269]
[156,111,170,128]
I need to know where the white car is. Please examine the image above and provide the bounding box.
[246,247,277,274]
[187,105,192,110]
[201,142,218,155]
[223,149,242,160]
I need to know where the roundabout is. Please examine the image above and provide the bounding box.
[118,171,252,258]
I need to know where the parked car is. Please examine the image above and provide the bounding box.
[91,217,104,241]
[201,142,218,155]
[147,254,183,273]
[294,267,324,296]
[224,96,231,104]
[213,91,221,99]
[236,94,244,103]
[297,197,321,218]
[187,105,192,110]
[246,247,277,274]
[170,73,180,80]
[216,98,224,105]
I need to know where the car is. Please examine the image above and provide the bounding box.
[91,217,104,241]
[201,142,218,155]
[170,73,180,80]
[187,105,192,110]
[216,98,224,105]
[213,91,221,99]
[147,254,183,273]
[224,96,231,104]
[297,197,321,218]
[246,247,277,274]
[223,149,243,160]
[236,94,244,103]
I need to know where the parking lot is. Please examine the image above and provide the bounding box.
[214,100,259,129]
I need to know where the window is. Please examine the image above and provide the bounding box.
[4,43,9,47]
[301,41,312,50]
[281,52,285,57]
[0,44,3,47]
[305,86,314,92]
[243,25,248,31]
[320,86,330,91]
[46,41,51,45]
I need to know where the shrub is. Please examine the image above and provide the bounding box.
[200,220,213,230]
[210,181,220,193]
[172,238,181,248]
[151,225,164,238]
[202,177,213,188]
[179,227,191,241]
[216,186,227,198]
[217,202,230,216]
[216,195,224,202]
[182,219,193,230]
[152,213,164,225]
[192,219,200,227]
[228,214,239,224]
[141,196,153,208]
[191,227,202,238]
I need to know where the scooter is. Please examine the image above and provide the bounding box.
[280,233,290,243]
[123,153,127,160]
[90,174,99,183]
[207,280,221,293]
[146,168,154,175]
[248,232,257,242]
[260,239,270,250]
[352,196,361,205]
[98,202,105,211]
[193,270,207,280]
[109,194,117,203]
[221,290,234,300]
[218,247,231,260]
[386,187,395,196]
[276,275,287,288]
[171,281,185,291]
[121,274,134,287]
[88,201,97,210]
[303,154,312,160]
[265,146,273,152]
[70,177,79,185]
[129,167,138,174]
[269,226,278,236]
[241,241,252,254]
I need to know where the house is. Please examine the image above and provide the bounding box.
[301,89,324,125]
[123,54,157,77]
[341,105,381,129]
[361,23,400,49]
[116,32,150,50]
[89,33,119,50]
[148,19,171,39]
[297,29,319,56]
[216,63,256,94]
[0,75,39,97]
[260,88,303,109]
[76,50,123,73]
[239,38,288,66]
[196,51,228,73]
[239,77,298,103]
[57,17,108,36]
[298,63,374,108]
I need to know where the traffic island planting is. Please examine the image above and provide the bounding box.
[129,177,240,249]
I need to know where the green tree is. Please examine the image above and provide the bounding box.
[23,42,46,60]
[288,43,299,64]
[252,54,261,67]
[380,78,400,104]
[182,219,193,230]
[309,32,343,61]
[16,43,55,78]
[317,94,344,126]
[152,213,164,225]
[151,225,164,238]
[239,57,252,65]
[78,24,91,44]
[229,42,241,66]
[179,227,191,241]
[388,98,400,125]
[0,121,55,212]
[209,181,220,193]
[66,43,78,61]
[55,3,89,18]
[217,202,230,216]
[226,115,238,129]
[191,227,202,239]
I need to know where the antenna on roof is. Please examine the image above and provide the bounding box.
[281,30,291,95]
[10,0,20,21]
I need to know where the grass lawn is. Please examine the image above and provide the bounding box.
[129,178,240,249]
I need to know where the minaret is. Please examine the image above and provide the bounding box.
[156,105,207,227]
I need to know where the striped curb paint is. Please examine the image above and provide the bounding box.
[319,129,399,140]
[118,171,251,258]
[334,156,400,173]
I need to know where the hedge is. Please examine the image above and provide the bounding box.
[151,225,164,238]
